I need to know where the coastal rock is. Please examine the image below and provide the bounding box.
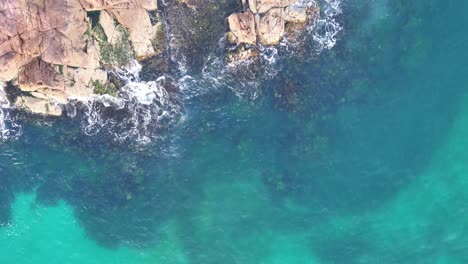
[227,12,257,45]
[257,8,285,45]
[227,47,259,62]
[15,96,63,116]
[248,0,296,14]
[18,59,106,102]
[99,11,124,45]
[282,5,308,23]
[0,0,161,115]
[227,0,319,61]
[109,8,157,58]
[78,0,158,11]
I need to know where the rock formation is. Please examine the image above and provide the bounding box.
[0,0,320,116]
[227,0,319,60]
[0,0,162,115]
[227,12,257,45]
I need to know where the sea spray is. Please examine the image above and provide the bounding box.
[66,62,183,145]
[0,83,21,141]
[313,0,343,51]
[1,0,343,144]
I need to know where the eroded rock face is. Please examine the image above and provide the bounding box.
[0,0,160,115]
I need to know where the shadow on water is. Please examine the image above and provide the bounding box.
[0,118,201,248]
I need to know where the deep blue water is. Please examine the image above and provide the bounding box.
[1,0,468,263]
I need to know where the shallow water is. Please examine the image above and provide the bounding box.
[1,0,468,263]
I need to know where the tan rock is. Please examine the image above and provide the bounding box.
[248,0,297,14]
[110,8,157,58]
[282,5,308,23]
[15,96,63,116]
[64,68,107,98]
[79,0,158,11]
[34,88,69,103]
[227,12,257,45]
[17,58,106,101]
[99,11,124,45]
[18,59,64,92]
[257,8,285,45]
[0,53,23,82]
[227,47,259,62]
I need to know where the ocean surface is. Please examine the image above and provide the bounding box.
[1,0,468,263]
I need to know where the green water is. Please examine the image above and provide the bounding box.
[1,0,468,263]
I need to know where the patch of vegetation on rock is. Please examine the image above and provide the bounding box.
[93,24,133,66]
[92,80,117,96]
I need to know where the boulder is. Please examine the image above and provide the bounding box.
[227,0,320,62]
[227,12,257,45]
[282,5,308,23]
[257,8,285,45]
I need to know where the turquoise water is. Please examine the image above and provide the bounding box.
[1,0,468,263]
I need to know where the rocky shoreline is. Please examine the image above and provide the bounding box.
[0,0,320,116]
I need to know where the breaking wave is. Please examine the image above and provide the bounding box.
[1,0,342,145]
[65,62,183,146]
[313,0,343,51]
[0,83,21,141]
[180,0,343,101]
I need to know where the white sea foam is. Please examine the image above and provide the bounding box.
[313,0,343,51]
[0,82,21,141]
[2,0,343,144]
[66,61,183,145]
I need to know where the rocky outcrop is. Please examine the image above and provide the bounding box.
[0,0,161,115]
[256,8,285,45]
[15,96,63,116]
[227,12,257,45]
[248,0,297,14]
[227,0,319,60]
